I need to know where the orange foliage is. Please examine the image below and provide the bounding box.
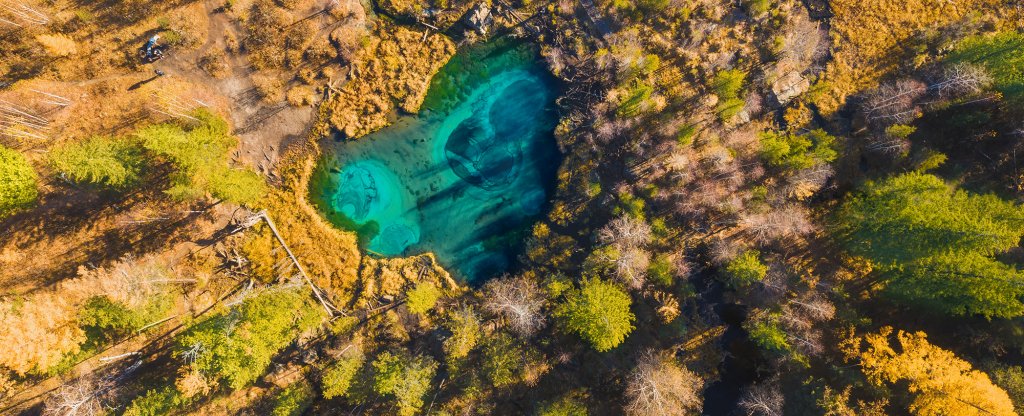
[856,327,1016,416]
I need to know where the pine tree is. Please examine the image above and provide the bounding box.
[137,109,265,206]
[49,136,144,189]
[174,288,324,390]
[0,145,38,218]
[371,351,438,416]
[836,173,1024,317]
[555,278,635,352]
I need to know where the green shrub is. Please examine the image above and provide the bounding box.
[912,149,947,172]
[405,281,441,315]
[555,278,635,352]
[271,382,314,416]
[615,192,646,220]
[321,348,365,399]
[174,288,324,390]
[50,136,144,189]
[0,145,37,217]
[723,250,767,288]
[745,0,770,15]
[884,124,916,140]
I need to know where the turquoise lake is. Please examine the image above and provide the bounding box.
[312,43,561,283]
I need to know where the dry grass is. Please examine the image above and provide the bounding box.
[812,0,1017,115]
[325,25,455,138]
[258,122,362,303]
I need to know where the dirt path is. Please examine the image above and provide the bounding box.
[157,0,317,179]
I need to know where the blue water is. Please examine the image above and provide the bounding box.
[312,43,561,283]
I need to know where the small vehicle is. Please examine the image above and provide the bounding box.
[139,34,166,63]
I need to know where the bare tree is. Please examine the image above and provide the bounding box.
[543,46,567,76]
[613,247,651,290]
[784,164,833,199]
[482,276,546,337]
[738,383,784,416]
[931,63,992,98]
[624,351,704,416]
[776,293,835,358]
[709,238,742,265]
[779,10,824,70]
[790,295,836,322]
[43,377,111,416]
[599,215,652,249]
[739,205,815,244]
[863,79,927,125]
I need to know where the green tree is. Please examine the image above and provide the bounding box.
[712,69,747,99]
[617,82,654,118]
[406,281,441,315]
[78,294,172,341]
[988,365,1024,415]
[371,351,438,416]
[442,306,480,364]
[271,382,313,416]
[123,386,188,416]
[480,332,541,388]
[138,109,266,206]
[174,288,324,390]
[746,318,790,354]
[208,166,267,206]
[835,173,1024,317]
[723,250,767,288]
[49,136,144,189]
[711,69,748,122]
[555,278,635,352]
[321,347,364,399]
[0,145,37,217]
[648,254,675,287]
[538,391,589,416]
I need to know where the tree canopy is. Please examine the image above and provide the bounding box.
[137,109,266,206]
[371,351,438,416]
[723,249,768,288]
[835,172,1024,317]
[49,136,144,189]
[855,327,1016,416]
[0,145,38,218]
[759,129,837,171]
[948,31,1024,103]
[555,278,635,352]
[174,288,323,390]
